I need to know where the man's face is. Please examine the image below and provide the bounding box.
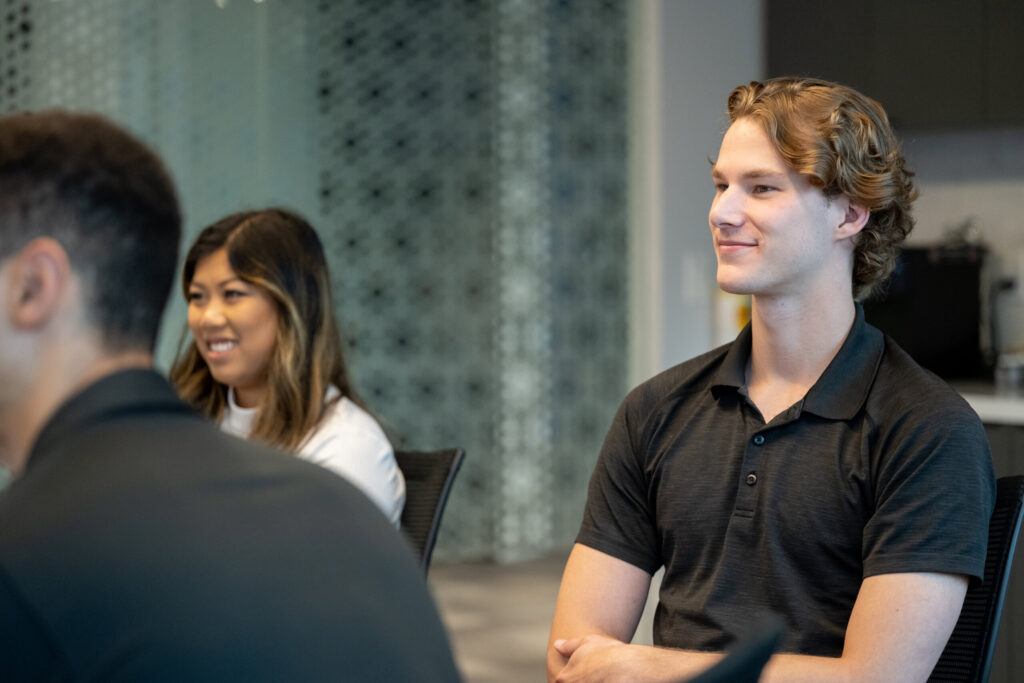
[708,117,849,300]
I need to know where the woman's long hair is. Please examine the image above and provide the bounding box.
[170,208,364,450]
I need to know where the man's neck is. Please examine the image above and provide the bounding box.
[1,345,153,477]
[745,293,857,423]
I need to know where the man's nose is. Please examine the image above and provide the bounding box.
[709,188,743,230]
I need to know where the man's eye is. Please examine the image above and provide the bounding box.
[752,185,776,194]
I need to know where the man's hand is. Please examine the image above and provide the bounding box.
[553,633,631,682]
[548,543,969,683]
[552,633,719,683]
[547,545,653,681]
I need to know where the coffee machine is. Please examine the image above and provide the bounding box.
[863,245,989,380]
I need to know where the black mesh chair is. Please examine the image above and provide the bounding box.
[394,448,465,574]
[929,475,1024,682]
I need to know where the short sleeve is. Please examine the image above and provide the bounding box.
[576,386,662,575]
[862,402,995,583]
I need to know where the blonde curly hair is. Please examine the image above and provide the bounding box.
[726,76,917,300]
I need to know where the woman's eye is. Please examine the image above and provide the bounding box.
[187,292,204,303]
[223,289,244,299]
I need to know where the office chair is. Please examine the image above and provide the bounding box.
[929,475,1024,682]
[394,448,465,574]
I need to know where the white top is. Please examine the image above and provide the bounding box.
[220,386,405,527]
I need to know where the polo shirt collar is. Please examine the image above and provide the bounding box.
[710,302,885,421]
[710,325,752,394]
[806,304,885,418]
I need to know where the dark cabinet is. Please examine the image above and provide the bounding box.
[987,0,1024,125]
[767,0,1024,129]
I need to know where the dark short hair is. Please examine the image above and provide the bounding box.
[727,77,917,300]
[0,110,181,351]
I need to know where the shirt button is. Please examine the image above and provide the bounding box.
[746,473,758,486]
[752,434,766,446]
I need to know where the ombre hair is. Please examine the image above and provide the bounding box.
[726,76,917,300]
[170,208,363,450]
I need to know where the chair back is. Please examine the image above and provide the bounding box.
[395,448,465,573]
[929,475,1024,682]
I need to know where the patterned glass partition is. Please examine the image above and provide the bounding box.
[0,0,627,562]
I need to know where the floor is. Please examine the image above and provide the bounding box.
[429,552,568,683]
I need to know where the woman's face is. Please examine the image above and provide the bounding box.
[187,248,280,408]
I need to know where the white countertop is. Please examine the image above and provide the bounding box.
[952,382,1024,426]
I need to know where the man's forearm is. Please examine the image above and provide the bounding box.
[552,636,924,683]
[551,635,721,683]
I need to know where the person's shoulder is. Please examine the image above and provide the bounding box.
[868,335,983,430]
[623,342,732,413]
[609,343,732,443]
[310,395,391,449]
[229,431,395,516]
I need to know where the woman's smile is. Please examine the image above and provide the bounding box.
[186,248,280,407]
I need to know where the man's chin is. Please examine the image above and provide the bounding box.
[717,280,752,296]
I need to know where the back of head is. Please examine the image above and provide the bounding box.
[726,76,917,300]
[172,208,357,449]
[0,110,181,351]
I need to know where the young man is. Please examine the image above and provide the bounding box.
[0,111,460,682]
[548,77,994,682]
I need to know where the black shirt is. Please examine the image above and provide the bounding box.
[578,305,995,656]
[0,369,460,681]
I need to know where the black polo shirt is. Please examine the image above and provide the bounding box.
[577,304,995,656]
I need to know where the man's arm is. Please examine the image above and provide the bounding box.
[753,573,966,683]
[549,544,967,683]
[547,544,723,682]
[759,571,967,683]
[547,544,653,681]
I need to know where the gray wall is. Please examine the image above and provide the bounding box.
[629,0,764,385]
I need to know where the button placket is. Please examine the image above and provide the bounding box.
[735,429,769,515]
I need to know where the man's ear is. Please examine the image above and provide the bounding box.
[5,237,71,331]
[835,199,870,241]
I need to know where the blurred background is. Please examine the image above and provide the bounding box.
[1,0,633,565]
[2,1,1023,680]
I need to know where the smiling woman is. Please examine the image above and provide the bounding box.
[170,209,405,527]
[186,248,280,408]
